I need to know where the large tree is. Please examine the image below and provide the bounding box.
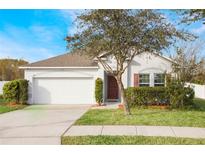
[0,59,28,81]
[66,9,192,115]
[172,40,205,84]
[176,9,205,23]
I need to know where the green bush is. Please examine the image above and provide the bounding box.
[125,87,169,107]
[166,80,195,109]
[18,79,29,104]
[3,80,19,103]
[95,78,103,105]
[0,94,3,99]
[3,79,28,104]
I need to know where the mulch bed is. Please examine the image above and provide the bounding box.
[92,103,106,107]
[2,102,24,108]
[118,103,169,110]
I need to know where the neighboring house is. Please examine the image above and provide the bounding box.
[20,52,174,105]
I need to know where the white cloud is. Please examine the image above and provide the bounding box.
[59,9,82,21]
[59,9,85,36]
[29,25,63,42]
[0,33,55,62]
[191,25,205,34]
[0,10,79,62]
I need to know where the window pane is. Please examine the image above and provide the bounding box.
[139,74,150,87]
[154,74,165,87]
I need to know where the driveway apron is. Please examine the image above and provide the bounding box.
[0,105,90,145]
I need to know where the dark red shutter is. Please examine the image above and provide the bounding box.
[134,74,139,87]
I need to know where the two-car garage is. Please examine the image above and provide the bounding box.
[21,52,100,105]
[33,77,95,104]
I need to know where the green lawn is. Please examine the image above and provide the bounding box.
[62,136,205,145]
[0,97,5,103]
[0,98,26,114]
[75,98,205,127]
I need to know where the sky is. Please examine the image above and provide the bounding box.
[0,9,204,62]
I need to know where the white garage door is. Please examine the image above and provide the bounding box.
[33,77,94,104]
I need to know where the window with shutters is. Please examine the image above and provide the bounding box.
[139,74,150,87]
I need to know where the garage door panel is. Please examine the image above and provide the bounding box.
[33,78,94,104]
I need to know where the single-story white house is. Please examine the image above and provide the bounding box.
[20,52,174,105]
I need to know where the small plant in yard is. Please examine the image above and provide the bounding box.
[166,78,195,109]
[95,78,103,106]
[3,79,29,105]
[0,80,28,114]
[18,79,29,104]
[3,80,19,104]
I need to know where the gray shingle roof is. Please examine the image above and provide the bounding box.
[23,52,98,67]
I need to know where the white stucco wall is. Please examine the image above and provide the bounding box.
[129,52,173,87]
[23,52,173,104]
[24,68,101,104]
[98,56,129,88]
[99,52,173,88]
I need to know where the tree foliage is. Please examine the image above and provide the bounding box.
[176,9,205,23]
[0,59,28,81]
[172,41,205,84]
[166,77,195,109]
[66,9,193,115]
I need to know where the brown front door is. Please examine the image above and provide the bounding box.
[107,75,119,99]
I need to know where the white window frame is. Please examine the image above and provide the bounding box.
[154,73,165,87]
[139,74,150,87]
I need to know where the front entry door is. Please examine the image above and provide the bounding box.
[107,75,119,100]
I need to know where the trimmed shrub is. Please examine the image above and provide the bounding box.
[0,94,3,99]
[3,79,28,104]
[125,87,169,107]
[18,79,29,104]
[166,79,195,109]
[95,78,103,105]
[3,80,19,103]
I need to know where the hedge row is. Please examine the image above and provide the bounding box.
[125,87,169,107]
[3,79,28,104]
[125,86,194,109]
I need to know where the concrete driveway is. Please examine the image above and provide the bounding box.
[0,105,90,145]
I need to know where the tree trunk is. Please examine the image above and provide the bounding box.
[116,75,131,115]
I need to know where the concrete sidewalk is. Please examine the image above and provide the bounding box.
[0,105,90,145]
[64,125,205,139]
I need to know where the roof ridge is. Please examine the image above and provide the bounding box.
[21,51,98,68]
[23,52,70,67]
